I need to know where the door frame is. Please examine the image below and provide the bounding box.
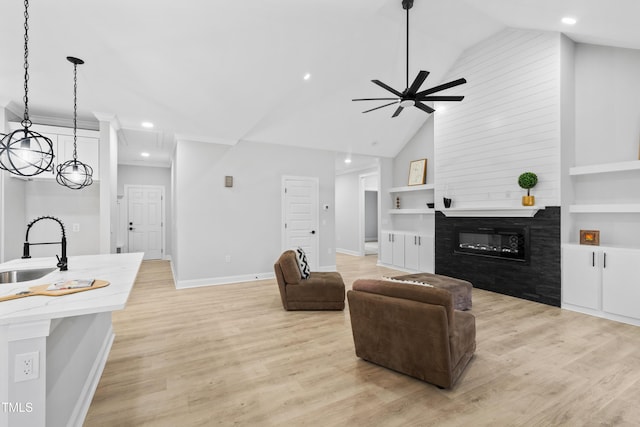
[281,175,320,268]
[358,170,380,256]
[124,184,166,259]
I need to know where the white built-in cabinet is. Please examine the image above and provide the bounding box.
[404,234,434,272]
[382,183,435,273]
[380,231,404,267]
[8,123,100,181]
[380,230,434,273]
[562,244,640,325]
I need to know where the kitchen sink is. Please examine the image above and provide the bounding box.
[0,267,57,284]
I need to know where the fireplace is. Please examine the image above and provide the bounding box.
[435,208,560,307]
[455,226,528,262]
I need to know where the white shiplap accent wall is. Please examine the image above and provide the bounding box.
[434,29,561,208]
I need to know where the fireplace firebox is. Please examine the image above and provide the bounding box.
[454,226,528,262]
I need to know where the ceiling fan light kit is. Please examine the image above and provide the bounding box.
[352,0,467,118]
[0,0,55,176]
[56,56,94,190]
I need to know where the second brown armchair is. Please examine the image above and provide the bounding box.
[347,278,476,389]
[274,250,345,310]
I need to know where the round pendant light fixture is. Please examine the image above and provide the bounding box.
[56,56,93,190]
[0,0,55,177]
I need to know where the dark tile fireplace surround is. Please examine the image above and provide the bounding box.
[435,207,560,306]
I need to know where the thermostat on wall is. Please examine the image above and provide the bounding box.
[225,176,233,187]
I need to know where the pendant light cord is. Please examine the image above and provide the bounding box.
[22,0,31,128]
[72,62,78,162]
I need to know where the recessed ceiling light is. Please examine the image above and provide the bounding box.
[344,158,352,164]
[303,73,311,81]
[141,122,154,128]
[561,17,577,25]
[141,152,150,157]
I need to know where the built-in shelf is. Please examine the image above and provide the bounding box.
[388,184,434,193]
[388,209,435,215]
[569,160,640,176]
[440,206,544,217]
[569,204,640,213]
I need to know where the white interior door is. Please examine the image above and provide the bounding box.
[282,176,319,270]
[126,185,164,260]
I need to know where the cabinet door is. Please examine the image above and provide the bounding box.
[602,248,640,319]
[380,232,393,265]
[418,235,434,273]
[404,235,419,271]
[392,233,405,267]
[562,246,601,310]
[32,132,58,180]
[58,135,100,180]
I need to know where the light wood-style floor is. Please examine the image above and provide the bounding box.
[84,254,640,426]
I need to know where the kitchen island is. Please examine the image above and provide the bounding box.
[0,252,143,427]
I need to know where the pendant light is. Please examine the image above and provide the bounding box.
[56,57,93,190]
[0,0,55,177]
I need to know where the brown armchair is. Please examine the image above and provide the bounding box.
[347,279,475,389]
[273,250,345,310]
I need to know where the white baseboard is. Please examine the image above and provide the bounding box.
[69,326,115,427]
[336,248,363,257]
[376,261,415,273]
[176,272,275,289]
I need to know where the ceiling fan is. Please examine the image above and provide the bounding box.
[353,0,467,118]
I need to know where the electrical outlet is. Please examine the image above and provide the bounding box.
[72,223,80,232]
[14,351,39,382]
[225,255,231,263]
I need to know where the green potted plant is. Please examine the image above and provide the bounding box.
[518,172,538,206]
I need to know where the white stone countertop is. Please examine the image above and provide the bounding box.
[0,253,143,325]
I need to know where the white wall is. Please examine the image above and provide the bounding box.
[1,175,26,262]
[0,108,7,262]
[118,165,172,257]
[434,28,562,208]
[574,44,640,165]
[24,181,100,257]
[98,119,118,254]
[568,43,640,247]
[335,172,360,254]
[560,35,576,245]
[173,139,336,286]
[389,117,435,233]
[393,117,435,187]
[364,191,378,241]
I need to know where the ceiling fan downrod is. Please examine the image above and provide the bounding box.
[403,0,412,89]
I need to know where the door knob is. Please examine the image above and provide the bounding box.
[129,227,135,231]
[129,221,133,225]
[310,230,316,234]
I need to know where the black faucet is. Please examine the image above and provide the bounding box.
[22,216,68,271]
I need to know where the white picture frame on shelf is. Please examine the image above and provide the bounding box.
[408,159,427,186]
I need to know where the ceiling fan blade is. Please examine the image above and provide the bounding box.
[417,78,467,97]
[391,106,404,118]
[418,95,465,102]
[352,97,399,102]
[406,70,430,95]
[372,80,403,97]
[361,101,399,114]
[414,102,435,114]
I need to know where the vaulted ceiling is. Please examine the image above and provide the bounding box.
[1,0,639,167]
